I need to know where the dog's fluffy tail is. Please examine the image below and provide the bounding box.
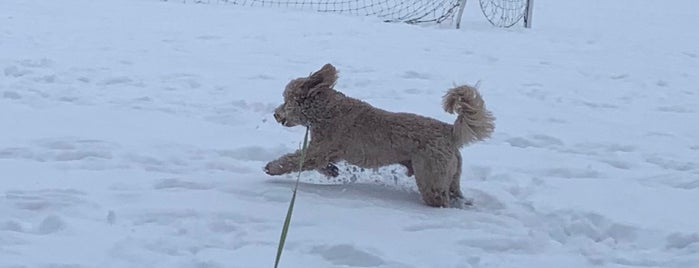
[442,83,495,147]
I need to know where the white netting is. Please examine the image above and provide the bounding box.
[479,0,528,28]
[172,0,465,25]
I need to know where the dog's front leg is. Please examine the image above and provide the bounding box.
[264,146,330,176]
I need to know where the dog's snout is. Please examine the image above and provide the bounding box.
[273,110,287,125]
[273,111,281,121]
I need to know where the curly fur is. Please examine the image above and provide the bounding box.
[264,64,495,208]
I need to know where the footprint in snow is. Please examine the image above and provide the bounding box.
[19,58,54,68]
[541,167,602,179]
[520,83,550,100]
[665,232,698,250]
[34,138,117,162]
[35,215,66,235]
[598,158,633,170]
[310,244,385,267]
[400,70,430,80]
[5,188,89,212]
[100,76,135,86]
[505,134,564,149]
[610,73,629,80]
[656,105,693,113]
[545,211,639,245]
[402,88,424,94]
[458,237,541,254]
[0,147,34,160]
[3,65,32,77]
[644,155,696,172]
[153,178,213,191]
[564,142,636,156]
[31,74,57,83]
[2,215,69,235]
[196,35,221,40]
[1,220,24,232]
[246,74,275,80]
[160,73,201,89]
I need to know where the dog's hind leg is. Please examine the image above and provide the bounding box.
[448,152,473,207]
[449,152,465,200]
[412,156,451,208]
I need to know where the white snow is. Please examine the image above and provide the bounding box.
[1,0,697,267]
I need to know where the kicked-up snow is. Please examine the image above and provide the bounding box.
[0,0,697,267]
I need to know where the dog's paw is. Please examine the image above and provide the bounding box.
[317,163,340,177]
[264,161,286,176]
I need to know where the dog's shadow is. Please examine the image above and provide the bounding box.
[265,176,426,209]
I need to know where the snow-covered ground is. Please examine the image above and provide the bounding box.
[1,0,697,267]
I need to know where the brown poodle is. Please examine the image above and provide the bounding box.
[264,64,495,208]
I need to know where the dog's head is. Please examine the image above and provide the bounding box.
[273,63,338,127]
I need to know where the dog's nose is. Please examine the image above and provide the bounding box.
[273,112,288,125]
[273,112,282,122]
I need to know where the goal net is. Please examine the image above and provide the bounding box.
[479,0,529,28]
[186,0,466,25]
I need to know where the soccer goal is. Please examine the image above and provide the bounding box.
[479,0,533,28]
[173,0,533,28]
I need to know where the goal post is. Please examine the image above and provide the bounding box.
[455,0,468,29]
[523,0,534,28]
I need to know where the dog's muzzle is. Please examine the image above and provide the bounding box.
[273,111,287,126]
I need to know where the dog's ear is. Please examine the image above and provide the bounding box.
[302,64,338,96]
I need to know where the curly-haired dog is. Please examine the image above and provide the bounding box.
[264,64,495,208]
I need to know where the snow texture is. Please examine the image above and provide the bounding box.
[0,0,697,267]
